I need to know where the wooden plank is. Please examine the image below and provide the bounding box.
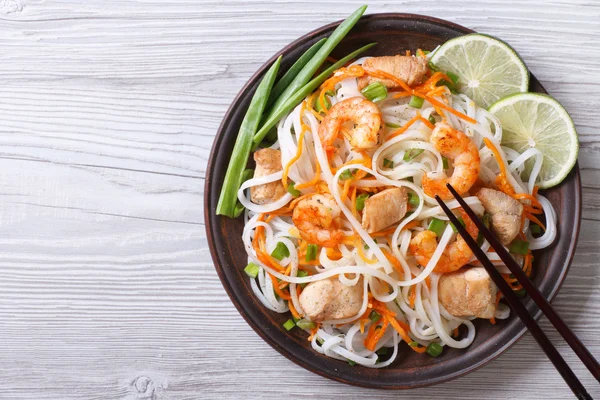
[0,0,598,398]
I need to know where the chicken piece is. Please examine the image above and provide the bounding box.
[476,188,523,245]
[250,148,286,205]
[438,267,498,319]
[361,188,408,233]
[299,278,363,323]
[358,55,428,90]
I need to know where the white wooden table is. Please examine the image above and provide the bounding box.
[0,1,598,399]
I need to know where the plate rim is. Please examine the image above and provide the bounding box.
[204,12,582,389]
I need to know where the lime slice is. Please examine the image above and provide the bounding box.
[430,33,529,108]
[489,93,578,189]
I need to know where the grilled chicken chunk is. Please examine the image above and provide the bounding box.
[250,148,286,205]
[299,278,363,323]
[361,187,408,233]
[476,188,523,245]
[358,55,428,90]
[438,267,498,319]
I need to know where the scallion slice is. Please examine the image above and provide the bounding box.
[450,216,465,233]
[355,193,369,211]
[244,262,260,278]
[446,71,460,85]
[428,115,436,125]
[360,81,388,102]
[296,319,316,330]
[428,217,446,237]
[271,242,290,260]
[385,122,401,129]
[297,269,309,288]
[383,158,394,168]
[408,192,420,208]
[287,182,301,197]
[305,244,318,262]
[340,169,354,180]
[426,342,443,357]
[283,319,296,331]
[404,148,424,161]
[442,156,449,169]
[408,95,425,109]
[509,239,530,255]
[369,310,381,323]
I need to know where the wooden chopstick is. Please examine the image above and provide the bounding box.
[435,185,595,399]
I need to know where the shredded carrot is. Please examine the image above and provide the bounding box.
[381,248,404,276]
[289,301,301,319]
[386,315,426,353]
[391,91,413,99]
[409,286,416,308]
[295,161,321,190]
[386,114,421,140]
[269,273,291,300]
[356,238,378,265]
[405,50,411,57]
[416,71,451,93]
[364,319,389,351]
[416,49,425,58]
[424,94,477,124]
[308,323,320,341]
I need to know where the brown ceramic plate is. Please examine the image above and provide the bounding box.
[205,13,582,388]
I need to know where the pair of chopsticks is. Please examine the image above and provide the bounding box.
[435,184,599,400]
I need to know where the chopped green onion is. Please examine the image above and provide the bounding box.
[356,193,369,211]
[263,6,368,124]
[383,158,394,168]
[287,182,301,197]
[530,224,542,234]
[408,341,419,347]
[450,217,465,233]
[296,319,316,330]
[385,122,401,129]
[347,359,356,366]
[292,316,299,323]
[361,81,388,102]
[426,342,443,357]
[422,50,431,55]
[427,61,439,72]
[314,93,331,112]
[446,71,459,85]
[217,56,282,217]
[442,156,449,169]
[509,239,530,255]
[244,262,260,278]
[340,169,354,180]
[428,217,446,237]
[404,148,424,161]
[253,42,377,144]
[271,242,290,260]
[376,347,389,356]
[283,319,295,331]
[297,270,309,288]
[406,176,414,183]
[267,38,327,107]
[369,310,381,323]
[428,115,436,125]
[482,212,492,228]
[316,337,324,345]
[408,192,420,208]
[305,244,318,262]
[408,95,425,109]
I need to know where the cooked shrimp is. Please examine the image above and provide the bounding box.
[292,193,345,248]
[318,97,382,152]
[422,122,480,200]
[409,209,478,273]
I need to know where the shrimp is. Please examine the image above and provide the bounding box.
[409,209,479,273]
[318,97,383,152]
[292,193,345,248]
[422,122,480,200]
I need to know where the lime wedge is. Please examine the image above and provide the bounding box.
[489,93,578,189]
[430,33,529,108]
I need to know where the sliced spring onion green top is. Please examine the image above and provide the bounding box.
[426,342,443,357]
[355,193,369,211]
[385,122,401,129]
[216,56,281,217]
[296,319,316,330]
[446,71,460,85]
[297,269,309,288]
[442,156,449,170]
[244,262,260,278]
[509,239,530,255]
[305,244,318,262]
[450,216,465,233]
[271,242,290,260]
[283,319,295,331]
[383,158,394,168]
[287,182,301,197]
[267,38,327,107]
[340,169,354,180]
[428,114,436,125]
[253,42,377,144]
[409,95,425,109]
[360,81,388,102]
[407,192,420,208]
[404,148,424,162]
[369,310,381,323]
[530,224,542,234]
[428,217,446,237]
